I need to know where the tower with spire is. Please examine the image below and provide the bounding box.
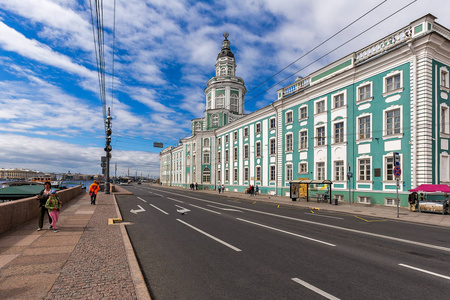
[192,32,246,134]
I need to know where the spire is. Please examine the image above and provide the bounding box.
[217,32,234,59]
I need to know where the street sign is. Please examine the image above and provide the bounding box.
[394,152,400,166]
[154,142,164,148]
[347,172,353,178]
[393,166,401,177]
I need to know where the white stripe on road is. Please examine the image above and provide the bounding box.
[292,278,340,300]
[304,213,343,220]
[148,189,450,253]
[399,264,450,281]
[137,197,147,203]
[167,197,184,203]
[177,219,241,252]
[207,205,242,212]
[237,218,336,247]
[149,204,169,215]
[153,193,164,197]
[189,204,221,215]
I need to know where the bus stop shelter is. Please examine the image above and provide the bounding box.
[289,179,333,204]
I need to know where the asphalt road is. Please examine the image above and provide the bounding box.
[116,184,450,300]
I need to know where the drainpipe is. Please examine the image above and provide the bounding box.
[270,102,279,195]
[214,129,217,190]
[408,42,417,188]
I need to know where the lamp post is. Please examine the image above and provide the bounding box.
[104,108,112,194]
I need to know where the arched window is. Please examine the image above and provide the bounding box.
[220,68,226,76]
[211,114,219,127]
[203,138,209,147]
[216,94,224,109]
[195,122,202,131]
[186,156,190,166]
[207,95,211,109]
[228,67,233,76]
[230,94,239,112]
[202,167,211,183]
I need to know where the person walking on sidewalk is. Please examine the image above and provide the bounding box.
[89,180,100,205]
[36,181,52,231]
[45,189,61,233]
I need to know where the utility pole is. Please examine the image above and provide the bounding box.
[115,163,117,184]
[104,107,112,194]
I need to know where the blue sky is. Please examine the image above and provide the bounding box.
[0,0,448,177]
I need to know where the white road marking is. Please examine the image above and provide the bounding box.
[399,264,450,280]
[148,189,450,253]
[177,219,241,252]
[149,204,169,215]
[167,197,184,203]
[189,204,221,215]
[292,278,340,300]
[130,205,146,215]
[175,205,191,215]
[153,193,164,197]
[304,213,343,220]
[207,205,242,212]
[237,218,336,247]
[137,197,147,203]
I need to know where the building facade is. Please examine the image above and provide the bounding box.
[160,14,450,207]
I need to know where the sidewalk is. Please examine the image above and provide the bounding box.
[0,189,150,300]
[186,186,450,228]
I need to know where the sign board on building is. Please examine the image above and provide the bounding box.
[394,152,400,166]
[154,142,164,148]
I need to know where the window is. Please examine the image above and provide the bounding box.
[270,139,276,155]
[220,68,226,76]
[270,118,276,129]
[193,155,196,165]
[244,127,249,137]
[218,152,221,163]
[230,94,239,112]
[270,165,276,181]
[211,114,219,127]
[299,106,308,120]
[358,116,371,139]
[256,123,261,133]
[204,138,209,147]
[334,161,344,181]
[234,168,238,181]
[244,145,249,159]
[218,138,221,146]
[385,156,396,181]
[441,106,449,134]
[385,108,401,136]
[441,69,449,88]
[244,168,249,181]
[256,166,261,181]
[195,123,202,131]
[286,111,293,123]
[203,152,210,164]
[385,198,397,206]
[385,74,401,93]
[316,126,325,146]
[286,164,293,181]
[218,170,221,182]
[234,131,238,140]
[299,131,308,149]
[256,142,261,157]
[207,95,211,109]
[187,156,190,166]
[202,168,210,182]
[316,162,325,180]
[358,158,371,181]
[335,195,344,203]
[234,147,238,161]
[286,133,293,152]
[216,94,225,108]
[225,149,229,162]
[225,169,229,181]
[358,196,371,204]
[358,84,371,101]
[316,100,325,114]
[299,162,308,174]
[334,122,344,144]
[333,93,344,109]
[225,134,229,143]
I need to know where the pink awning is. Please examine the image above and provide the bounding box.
[409,184,450,193]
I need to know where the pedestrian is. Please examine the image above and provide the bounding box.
[36,181,53,231]
[218,185,221,193]
[255,185,259,195]
[191,183,194,190]
[45,189,61,233]
[195,182,198,190]
[250,185,254,196]
[89,180,100,205]
[222,184,225,193]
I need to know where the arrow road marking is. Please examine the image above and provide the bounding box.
[175,205,191,215]
[130,205,146,214]
[177,219,241,252]
[137,197,147,203]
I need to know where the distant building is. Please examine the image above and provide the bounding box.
[160,14,450,206]
[0,168,42,180]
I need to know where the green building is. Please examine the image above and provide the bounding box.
[160,14,450,207]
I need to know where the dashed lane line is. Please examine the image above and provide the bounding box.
[292,278,340,300]
[399,264,450,281]
[149,204,169,215]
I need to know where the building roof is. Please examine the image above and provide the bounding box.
[217,32,235,59]
[0,185,44,197]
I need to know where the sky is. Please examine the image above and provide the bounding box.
[0,0,448,178]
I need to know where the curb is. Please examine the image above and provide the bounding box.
[113,195,151,300]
